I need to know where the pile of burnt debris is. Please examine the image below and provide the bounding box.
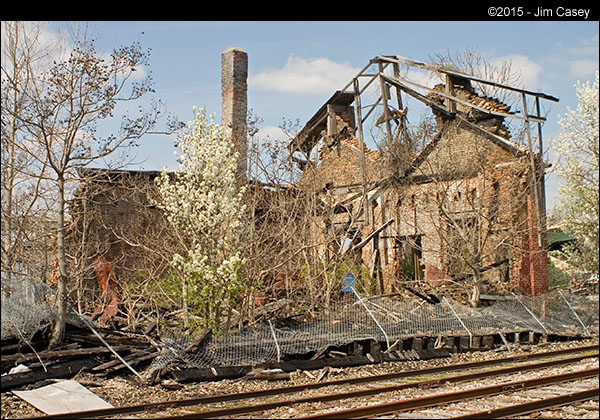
[1,319,157,392]
[1,306,589,393]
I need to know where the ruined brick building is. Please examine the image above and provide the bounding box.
[289,56,558,301]
[71,49,558,311]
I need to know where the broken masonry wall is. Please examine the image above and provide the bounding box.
[363,118,548,299]
[67,169,183,322]
[290,88,548,301]
[298,135,382,192]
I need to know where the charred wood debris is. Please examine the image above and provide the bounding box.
[2,303,277,391]
[1,300,360,390]
[1,294,590,393]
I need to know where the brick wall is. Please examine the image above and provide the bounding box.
[518,188,549,295]
[348,118,548,297]
[299,136,381,191]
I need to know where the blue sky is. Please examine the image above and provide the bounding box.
[45,20,599,212]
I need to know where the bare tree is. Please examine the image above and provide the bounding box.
[243,116,369,317]
[68,168,185,329]
[1,22,56,282]
[2,22,180,348]
[429,47,523,105]
[398,119,535,306]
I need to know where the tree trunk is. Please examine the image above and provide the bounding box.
[182,276,189,327]
[49,175,68,349]
[469,269,482,308]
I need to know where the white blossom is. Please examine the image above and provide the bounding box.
[553,71,599,275]
[155,107,248,331]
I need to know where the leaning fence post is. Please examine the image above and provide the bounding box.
[558,291,590,336]
[268,320,281,362]
[511,293,549,334]
[442,297,472,348]
[351,286,390,349]
[72,308,145,382]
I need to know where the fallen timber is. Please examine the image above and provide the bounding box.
[1,327,587,392]
[34,344,599,419]
[166,330,575,384]
[0,322,154,392]
[0,357,100,392]
[2,289,595,390]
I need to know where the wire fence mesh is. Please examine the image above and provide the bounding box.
[2,274,598,371]
[1,273,56,342]
[150,290,599,370]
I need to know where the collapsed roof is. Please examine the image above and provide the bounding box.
[288,54,559,168]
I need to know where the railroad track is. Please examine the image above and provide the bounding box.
[38,344,599,419]
[298,370,598,419]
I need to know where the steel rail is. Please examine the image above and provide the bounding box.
[168,352,598,419]
[451,387,600,419]
[298,368,599,419]
[35,344,598,419]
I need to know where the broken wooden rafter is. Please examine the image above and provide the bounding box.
[381,74,455,120]
[352,78,370,223]
[378,61,394,143]
[360,96,382,123]
[290,53,558,164]
[72,309,145,382]
[0,358,100,392]
[288,91,354,155]
[344,219,395,255]
[381,73,546,124]
[1,345,133,370]
[91,349,159,373]
[376,55,559,103]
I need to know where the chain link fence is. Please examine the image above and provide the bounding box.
[150,290,599,370]
[1,273,56,342]
[2,274,598,371]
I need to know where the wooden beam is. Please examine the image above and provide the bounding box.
[380,74,455,119]
[445,74,457,114]
[376,55,559,102]
[521,93,544,248]
[347,219,395,254]
[0,358,100,392]
[353,77,370,224]
[383,73,547,124]
[535,96,548,237]
[1,345,133,367]
[378,61,394,143]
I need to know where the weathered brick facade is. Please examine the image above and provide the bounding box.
[303,92,549,299]
[299,136,381,191]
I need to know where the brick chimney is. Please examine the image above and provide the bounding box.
[221,47,248,183]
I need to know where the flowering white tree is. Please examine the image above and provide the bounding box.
[155,107,247,332]
[553,71,599,276]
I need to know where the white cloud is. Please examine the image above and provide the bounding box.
[569,59,599,79]
[493,54,542,89]
[249,56,361,96]
[252,126,289,145]
[566,34,599,56]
